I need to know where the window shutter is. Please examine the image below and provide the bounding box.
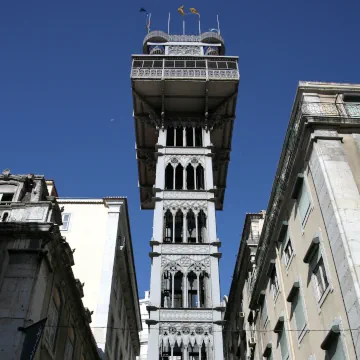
[294,292,306,334]
[279,329,289,360]
[261,299,268,327]
[298,184,311,225]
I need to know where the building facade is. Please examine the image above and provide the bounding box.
[137,291,151,360]
[224,82,360,360]
[56,196,142,360]
[223,212,264,360]
[131,30,239,359]
[0,170,100,360]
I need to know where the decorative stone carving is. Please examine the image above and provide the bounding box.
[164,155,205,168]
[160,309,213,321]
[26,207,45,221]
[167,45,201,56]
[2,169,11,179]
[159,322,213,348]
[161,244,210,255]
[161,255,211,271]
[164,191,213,201]
[163,200,208,213]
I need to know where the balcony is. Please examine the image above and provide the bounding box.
[301,101,360,120]
[0,201,53,223]
[131,56,239,81]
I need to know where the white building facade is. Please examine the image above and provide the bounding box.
[131,30,239,359]
[137,291,151,360]
[55,196,142,360]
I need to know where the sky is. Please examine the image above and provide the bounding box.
[1,0,360,299]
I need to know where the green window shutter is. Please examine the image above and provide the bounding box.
[279,329,289,360]
[298,183,311,225]
[294,292,306,336]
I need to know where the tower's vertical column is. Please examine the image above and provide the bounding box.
[132,30,239,360]
[147,129,166,359]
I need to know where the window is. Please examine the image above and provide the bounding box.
[284,239,294,266]
[325,334,346,359]
[0,193,14,203]
[44,288,61,350]
[292,290,307,340]
[298,182,311,227]
[261,299,268,328]
[271,269,280,300]
[278,328,289,360]
[60,214,71,231]
[64,327,75,360]
[313,257,330,302]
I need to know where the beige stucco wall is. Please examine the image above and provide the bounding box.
[252,155,357,360]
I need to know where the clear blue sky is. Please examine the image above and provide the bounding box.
[2,0,360,299]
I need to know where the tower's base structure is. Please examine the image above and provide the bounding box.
[131,30,239,360]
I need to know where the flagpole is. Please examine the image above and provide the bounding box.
[217,14,220,35]
[198,15,201,35]
[183,19,185,35]
[168,12,171,34]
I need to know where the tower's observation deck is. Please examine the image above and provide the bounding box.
[132,31,239,210]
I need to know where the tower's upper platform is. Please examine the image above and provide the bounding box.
[131,31,240,210]
[142,30,226,55]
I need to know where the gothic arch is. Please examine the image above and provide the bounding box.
[165,164,174,190]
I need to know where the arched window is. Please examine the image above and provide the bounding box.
[187,210,196,243]
[196,165,205,190]
[186,126,194,147]
[187,271,198,308]
[44,287,62,350]
[175,210,183,243]
[175,127,183,146]
[198,210,207,243]
[175,165,183,190]
[163,210,173,243]
[161,269,183,308]
[186,165,195,190]
[189,343,207,359]
[195,127,203,147]
[187,271,207,308]
[166,127,175,146]
[174,271,183,307]
[165,164,174,190]
[161,270,171,308]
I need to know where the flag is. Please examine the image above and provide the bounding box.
[190,8,199,16]
[139,8,148,13]
[178,5,185,16]
[146,13,151,32]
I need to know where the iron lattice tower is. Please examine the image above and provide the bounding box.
[131,30,239,360]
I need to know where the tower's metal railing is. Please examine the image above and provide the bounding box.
[131,56,239,81]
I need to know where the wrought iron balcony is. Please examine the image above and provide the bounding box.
[131,56,239,81]
[301,101,360,120]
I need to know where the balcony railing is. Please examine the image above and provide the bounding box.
[143,31,225,48]
[301,102,360,119]
[131,57,239,81]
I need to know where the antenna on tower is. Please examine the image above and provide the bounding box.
[217,14,221,35]
[168,12,170,34]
